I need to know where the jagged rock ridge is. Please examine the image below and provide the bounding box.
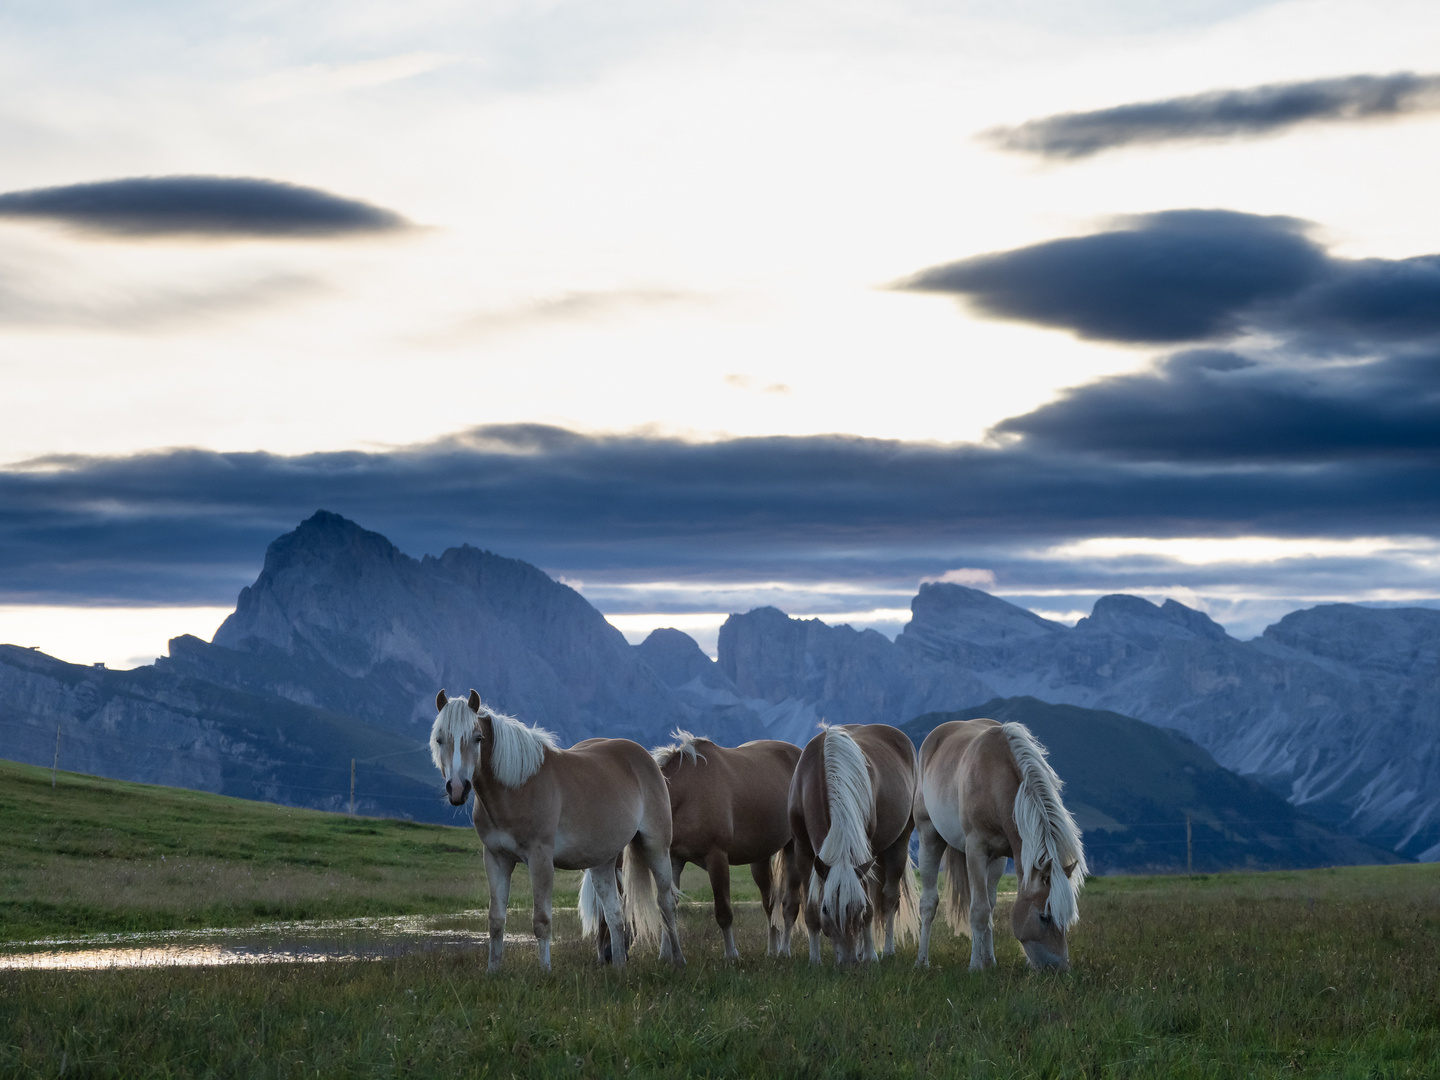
[716,582,1440,859]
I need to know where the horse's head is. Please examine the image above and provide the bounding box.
[431,689,486,806]
[1011,858,1079,972]
[812,862,871,964]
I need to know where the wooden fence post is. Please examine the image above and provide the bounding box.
[1186,815,1193,873]
[52,723,62,788]
[350,758,356,816]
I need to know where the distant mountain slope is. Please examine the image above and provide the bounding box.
[0,643,445,822]
[718,584,1440,859]
[902,698,1400,874]
[164,510,754,745]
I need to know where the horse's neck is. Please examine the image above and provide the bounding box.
[473,715,551,803]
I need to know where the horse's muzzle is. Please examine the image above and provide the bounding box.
[1022,941,1070,972]
[445,778,472,805]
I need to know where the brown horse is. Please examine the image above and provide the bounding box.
[430,689,685,972]
[657,732,803,959]
[913,718,1087,972]
[789,723,919,965]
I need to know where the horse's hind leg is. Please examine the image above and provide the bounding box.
[483,847,517,974]
[590,862,627,968]
[640,833,686,968]
[751,856,781,957]
[876,829,912,959]
[793,836,823,965]
[915,820,945,967]
[703,851,738,960]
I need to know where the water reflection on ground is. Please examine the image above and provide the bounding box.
[0,911,543,970]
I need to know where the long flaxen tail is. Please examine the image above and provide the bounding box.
[578,868,604,939]
[943,845,971,935]
[620,838,666,948]
[768,849,788,932]
[887,845,922,945]
[1002,721,1088,929]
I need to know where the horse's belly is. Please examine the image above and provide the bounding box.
[551,823,634,871]
[924,780,969,852]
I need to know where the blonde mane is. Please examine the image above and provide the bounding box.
[652,729,708,768]
[488,706,559,787]
[1001,721,1088,928]
[430,695,557,788]
[816,724,874,869]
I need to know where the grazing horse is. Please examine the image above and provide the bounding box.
[789,723,919,966]
[430,690,684,972]
[913,718,1087,972]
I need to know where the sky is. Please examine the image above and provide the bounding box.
[1,0,1438,666]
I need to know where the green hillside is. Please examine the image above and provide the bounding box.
[0,758,562,941]
[904,697,1401,873]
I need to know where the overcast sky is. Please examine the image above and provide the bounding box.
[2,0,1438,666]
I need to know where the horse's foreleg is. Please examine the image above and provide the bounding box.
[529,848,556,973]
[483,847,516,974]
[915,822,945,968]
[706,851,739,961]
[966,847,997,971]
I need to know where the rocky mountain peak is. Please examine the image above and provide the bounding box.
[635,628,731,690]
[899,581,1062,658]
[1264,603,1440,676]
[1077,594,1228,642]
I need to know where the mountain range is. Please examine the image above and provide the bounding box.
[1,509,1433,866]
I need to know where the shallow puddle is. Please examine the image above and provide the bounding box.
[0,911,542,970]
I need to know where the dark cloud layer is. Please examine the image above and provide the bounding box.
[2,423,1438,605]
[996,349,1440,463]
[899,210,1440,350]
[900,211,1325,343]
[902,208,1440,469]
[0,176,409,238]
[988,72,1440,159]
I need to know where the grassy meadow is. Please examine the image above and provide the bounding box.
[4,761,1440,1077]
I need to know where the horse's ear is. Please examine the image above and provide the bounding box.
[436,690,448,711]
[467,689,482,713]
[1063,861,1078,879]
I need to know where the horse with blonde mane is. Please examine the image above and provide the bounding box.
[789,723,919,966]
[913,718,1087,972]
[430,689,684,972]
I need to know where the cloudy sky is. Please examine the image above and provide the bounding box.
[2,0,1439,666]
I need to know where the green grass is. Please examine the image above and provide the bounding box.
[4,759,1440,1077]
[0,759,585,941]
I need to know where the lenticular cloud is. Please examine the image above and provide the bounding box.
[0,176,410,238]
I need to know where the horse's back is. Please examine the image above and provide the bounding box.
[666,738,798,863]
[843,723,916,848]
[547,736,672,869]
